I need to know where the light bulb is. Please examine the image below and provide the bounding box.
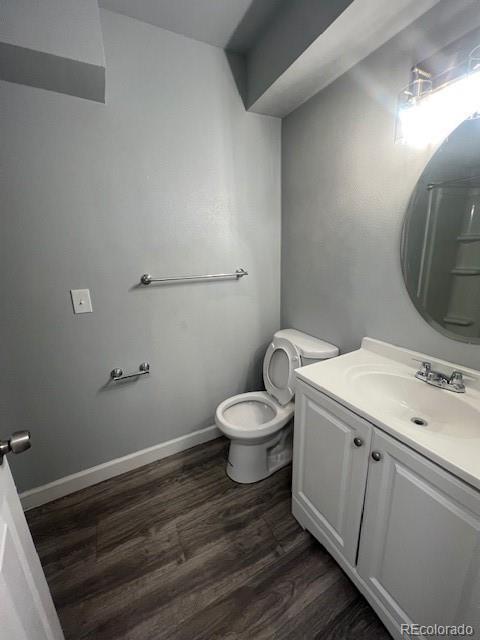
[398,70,480,147]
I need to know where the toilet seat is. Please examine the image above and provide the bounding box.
[263,336,301,405]
[215,391,293,440]
[216,336,300,441]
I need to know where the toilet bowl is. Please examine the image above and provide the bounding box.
[215,391,294,483]
[215,329,338,483]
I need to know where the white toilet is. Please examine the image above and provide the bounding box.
[215,329,338,483]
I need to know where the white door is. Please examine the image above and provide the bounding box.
[358,429,480,634]
[0,433,64,640]
[292,381,372,565]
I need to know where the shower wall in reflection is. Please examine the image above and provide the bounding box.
[402,117,480,342]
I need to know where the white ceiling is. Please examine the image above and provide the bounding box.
[98,0,286,52]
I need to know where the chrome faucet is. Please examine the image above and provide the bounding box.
[414,361,466,393]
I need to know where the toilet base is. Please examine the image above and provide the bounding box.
[226,422,293,484]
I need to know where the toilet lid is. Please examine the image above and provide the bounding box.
[263,336,301,406]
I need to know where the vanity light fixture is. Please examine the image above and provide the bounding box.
[396,45,480,148]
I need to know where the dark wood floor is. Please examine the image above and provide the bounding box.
[27,437,390,640]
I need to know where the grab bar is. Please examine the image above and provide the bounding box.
[110,362,150,381]
[140,268,248,286]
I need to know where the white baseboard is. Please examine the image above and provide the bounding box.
[20,425,221,511]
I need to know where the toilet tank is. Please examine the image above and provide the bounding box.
[274,329,339,366]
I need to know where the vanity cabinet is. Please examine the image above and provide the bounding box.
[358,428,480,632]
[292,380,372,565]
[292,381,480,639]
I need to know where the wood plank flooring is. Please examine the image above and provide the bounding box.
[26,437,391,640]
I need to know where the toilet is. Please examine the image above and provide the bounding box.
[215,329,338,483]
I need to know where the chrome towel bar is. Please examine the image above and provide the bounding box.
[140,268,248,286]
[110,362,150,381]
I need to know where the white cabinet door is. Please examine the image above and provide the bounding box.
[358,429,480,634]
[292,381,372,565]
[0,456,64,640]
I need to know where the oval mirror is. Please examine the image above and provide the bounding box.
[401,117,480,343]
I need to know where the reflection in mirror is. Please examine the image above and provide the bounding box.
[402,117,480,342]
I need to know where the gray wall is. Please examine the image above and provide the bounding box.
[0,9,281,492]
[281,10,480,370]
[246,0,353,108]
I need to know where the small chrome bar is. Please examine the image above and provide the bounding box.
[110,362,150,381]
[140,268,248,286]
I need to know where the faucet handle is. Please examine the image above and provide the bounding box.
[414,360,432,381]
[449,370,465,387]
[447,370,466,393]
[417,360,431,374]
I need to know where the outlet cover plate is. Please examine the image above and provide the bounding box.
[70,289,93,314]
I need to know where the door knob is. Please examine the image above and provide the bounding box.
[371,450,382,462]
[0,431,31,464]
[353,437,364,447]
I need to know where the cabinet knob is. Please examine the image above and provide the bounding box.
[353,437,364,447]
[371,451,382,462]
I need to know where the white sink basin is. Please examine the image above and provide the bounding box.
[347,367,480,439]
[295,337,480,490]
